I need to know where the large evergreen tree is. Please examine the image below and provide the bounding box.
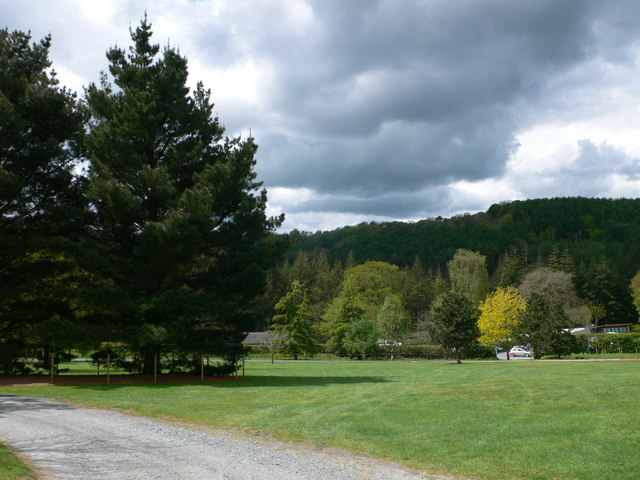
[78,18,282,373]
[0,29,84,372]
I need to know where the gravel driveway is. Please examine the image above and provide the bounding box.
[0,395,451,480]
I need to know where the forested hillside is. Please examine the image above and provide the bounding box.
[286,197,640,276]
[258,198,640,348]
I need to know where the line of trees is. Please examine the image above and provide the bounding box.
[263,246,639,362]
[0,20,283,374]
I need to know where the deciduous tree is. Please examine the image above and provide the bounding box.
[322,261,401,329]
[342,316,378,360]
[376,293,411,346]
[448,249,489,305]
[478,286,527,350]
[519,267,586,327]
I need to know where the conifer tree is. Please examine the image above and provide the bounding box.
[79,18,282,373]
[271,281,319,359]
[430,292,480,364]
[0,29,84,372]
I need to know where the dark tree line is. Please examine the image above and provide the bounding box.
[287,197,640,279]
[0,21,283,374]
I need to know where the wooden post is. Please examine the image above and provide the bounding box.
[97,359,100,376]
[234,356,238,379]
[154,353,158,384]
[107,352,111,385]
[200,355,204,383]
[50,353,55,385]
[242,357,245,377]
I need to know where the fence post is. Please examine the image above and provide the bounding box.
[154,353,158,384]
[107,352,111,385]
[200,355,204,383]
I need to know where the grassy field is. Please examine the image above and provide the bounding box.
[0,443,36,480]
[1,360,638,480]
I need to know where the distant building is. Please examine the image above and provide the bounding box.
[593,324,631,334]
[242,332,281,345]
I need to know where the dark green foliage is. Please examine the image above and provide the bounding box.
[77,18,282,372]
[493,249,526,288]
[575,260,637,326]
[322,300,367,353]
[430,292,480,364]
[516,294,577,358]
[271,281,320,359]
[0,29,85,372]
[342,316,378,359]
[287,198,640,287]
[586,332,640,352]
[398,257,434,316]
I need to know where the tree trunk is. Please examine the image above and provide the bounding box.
[142,348,159,375]
[456,351,462,364]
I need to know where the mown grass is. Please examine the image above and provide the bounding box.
[1,360,638,480]
[0,443,37,480]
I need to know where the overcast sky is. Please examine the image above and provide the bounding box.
[3,0,640,232]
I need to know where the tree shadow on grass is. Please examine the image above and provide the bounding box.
[0,395,77,414]
[54,374,392,391]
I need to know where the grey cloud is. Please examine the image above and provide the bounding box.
[241,0,621,206]
[258,106,517,196]
[515,140,639,198]
[282,185,453,218]
[4,0,640,231]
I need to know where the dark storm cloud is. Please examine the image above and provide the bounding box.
[282,185,453,218]
[194,0,622,202]
[3,0,640,230]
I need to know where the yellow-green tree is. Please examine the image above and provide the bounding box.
[448,249,489,305]
[478,286,526,348]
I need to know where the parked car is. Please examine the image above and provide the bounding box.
[509,346,532,358]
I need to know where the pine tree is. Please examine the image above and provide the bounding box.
[0,29,84,372]
[78,18,283,373]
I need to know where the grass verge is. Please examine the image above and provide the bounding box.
[1,360,638,480]
[0,443,37,480]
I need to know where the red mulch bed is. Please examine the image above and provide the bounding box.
[0,374,242,386]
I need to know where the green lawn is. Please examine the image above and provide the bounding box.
[0,443,36,480]
[1,360,638,480]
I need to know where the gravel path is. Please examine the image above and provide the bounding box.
[0,395,451,480]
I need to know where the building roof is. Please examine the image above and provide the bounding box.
[242,332,281,345]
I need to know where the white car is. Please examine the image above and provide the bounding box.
[509,346,532,358]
